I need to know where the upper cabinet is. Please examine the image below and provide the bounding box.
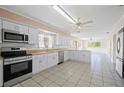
[0,19,2,43]
[2,20,28,34]
[28,27,39,46]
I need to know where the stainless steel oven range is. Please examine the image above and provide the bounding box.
[1,48,32,87]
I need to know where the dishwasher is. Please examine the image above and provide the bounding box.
[58,51,64,64]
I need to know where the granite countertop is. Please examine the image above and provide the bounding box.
[27,48,68,55]
[26,48,91,56]
[0,48,91,58]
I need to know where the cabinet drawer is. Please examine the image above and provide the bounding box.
[2,20,28,34]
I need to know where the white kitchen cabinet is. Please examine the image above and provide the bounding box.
[79,51,91,63]
[47,53,58,68]
[68,50,91,63]
[39,54,48,71]
[0,19,2,43]
[52,53,58,65]
[0,59,3,87]
[33,54,48,74]
[73,51,79,61]
[33,53,58,74]
[28,27,39,46]
[2,20,28,34]
[33,55,40,74]
[69,51,75,60]
[78,51,86,62]
[64,51,69,61]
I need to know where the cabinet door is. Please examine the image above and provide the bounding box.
[52,53,58,65]
[2,20,28,34]
[84,52,91,63]
[47,54,53,68]
[39,55,47,71]
[79,51,91,63]
[32,55,40,74]
[64,51,69,61]
[47,53,58,68]
[69,51,75,60]
[28,27,39,46]
[78,51,85,62]
[0,60,3,87]
[73,51,78,61]
[0,19,2,43]
[69,51,73,60]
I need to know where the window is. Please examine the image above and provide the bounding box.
[73,41,78,49]
[38,34,45,48]
[38,33,56,48]
[47,35,53,48]
[88,42,101,48]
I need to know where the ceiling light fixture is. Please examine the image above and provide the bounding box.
[78,26,81,29]
[52,5,76,24]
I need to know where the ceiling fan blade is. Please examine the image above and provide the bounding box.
[81,20,93,25]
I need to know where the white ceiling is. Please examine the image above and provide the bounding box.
[1,5,124,38]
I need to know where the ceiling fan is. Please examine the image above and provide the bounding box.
[52,5,94,29]
[74,17,94,29]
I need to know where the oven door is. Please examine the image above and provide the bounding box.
[2,29,25,43]
[4,60,32,82]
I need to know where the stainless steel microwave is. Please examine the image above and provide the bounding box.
[2,29,29,43]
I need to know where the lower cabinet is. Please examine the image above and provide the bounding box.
[33,54,48,74]
[0,59,3,87]
[64,51,69,61]
[79,51,91,63]
[33,51,91,74]
[39,54,48,72]
[69,51,75,60]
[33,55,40,74]
[47,53,58,68]
[33,53,58,74]
[68,50,91,63]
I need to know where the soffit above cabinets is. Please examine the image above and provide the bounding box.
[0,5,124,38]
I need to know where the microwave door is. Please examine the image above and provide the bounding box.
[3,31,25,43]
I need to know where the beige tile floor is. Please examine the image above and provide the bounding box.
[13,52,124,87]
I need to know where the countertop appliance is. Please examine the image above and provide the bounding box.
[1,48,32,87]
[116,27,124,78]
[58,51,64,64]
[2,29,29,43]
